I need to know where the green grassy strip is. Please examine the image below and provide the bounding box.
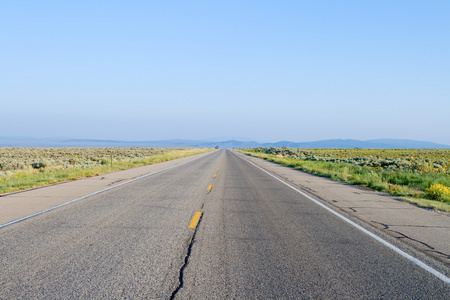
[238,150,450,212]
[0,148,213,194]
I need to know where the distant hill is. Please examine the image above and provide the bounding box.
[0,136,449,149]
[260,139,450,149]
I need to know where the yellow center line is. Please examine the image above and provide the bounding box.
[188,211,202,228]
[213,174,217,178]
[207,184,212,191]
[216,168,219,171]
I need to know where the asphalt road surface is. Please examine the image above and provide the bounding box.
[1,150,449,299]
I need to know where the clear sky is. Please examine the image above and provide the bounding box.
[2,1,449,144]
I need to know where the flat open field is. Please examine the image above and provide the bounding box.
[239,148,450,211]
[0,147,212,194]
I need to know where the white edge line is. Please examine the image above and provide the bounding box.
[0,151,214,229]
[237,153,450,284]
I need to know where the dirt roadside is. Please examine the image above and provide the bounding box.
[235,151,450,270]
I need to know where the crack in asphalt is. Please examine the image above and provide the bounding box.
[108,179,126,186]
[423,249,450,260]
[371,221,450,260]
[347,206,419,211]
[170,213,203,300]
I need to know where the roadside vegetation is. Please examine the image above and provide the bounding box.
[238,148,450,212]
[0,147,212,194]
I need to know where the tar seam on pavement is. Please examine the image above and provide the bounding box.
[170,212,204,299]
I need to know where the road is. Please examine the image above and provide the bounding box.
[1,149,449,299]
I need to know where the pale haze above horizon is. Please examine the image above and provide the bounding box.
[2,1,449,145]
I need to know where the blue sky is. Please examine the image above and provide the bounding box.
[2,1,449,144]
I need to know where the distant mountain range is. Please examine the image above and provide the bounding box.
[1,137,449,149]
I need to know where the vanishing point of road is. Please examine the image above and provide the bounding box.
[1,150,449,298]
